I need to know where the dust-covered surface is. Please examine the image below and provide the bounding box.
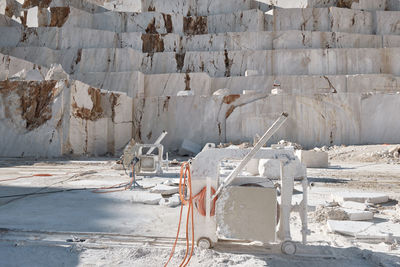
[0,145,400,266]
[327,144,400,164]
[3,242,395,267]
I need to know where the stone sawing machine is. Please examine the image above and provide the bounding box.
[188,113,309,254]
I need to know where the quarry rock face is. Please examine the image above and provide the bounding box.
[0,77,132,157]
[1,0,400,157]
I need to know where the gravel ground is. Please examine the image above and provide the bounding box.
[0,145,399,266]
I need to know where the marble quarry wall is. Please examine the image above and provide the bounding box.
[0,0,400,157]
[0,73,133,157]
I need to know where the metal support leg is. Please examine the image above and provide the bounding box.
[300,177,309,244]
[278,162,294,241]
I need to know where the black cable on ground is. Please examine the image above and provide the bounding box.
[0,188,99,199]
[0,170,98,206]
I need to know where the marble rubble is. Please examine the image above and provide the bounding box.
[332,192,390,204]
[1,0,400,157]
[341,208,374,221]
[327,220,374,236]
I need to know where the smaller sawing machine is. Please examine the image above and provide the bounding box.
[124,131,169,176]
[189,113,308,254]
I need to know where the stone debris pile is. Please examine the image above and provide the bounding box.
[367,146,400,163]
[313,191,400,245]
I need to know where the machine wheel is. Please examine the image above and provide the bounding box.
[197,237,213,249]
[281,241,297,255]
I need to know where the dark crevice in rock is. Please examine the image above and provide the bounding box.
[162,14,173,33]
[224,49,233,77]
[20,28,38,43]
[183,16,208,35]
[175,53,186,72]
[163,96,170,112]
[110,93,118,123]
[141,34,165,53]
[184,73,191,91]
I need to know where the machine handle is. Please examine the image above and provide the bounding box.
[212,112,289,200]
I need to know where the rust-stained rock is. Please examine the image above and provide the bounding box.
[184,73,190,91]
[224,49,233,77]
[175,53,185,72]
[184,16,208,35]
[75,48,82,65]
[223,94,240,104]
[163,96,170,112]
[70,48,82,74]
[337,0,359,8]
[22,0,52,9]
[133,98,146,142]
[225,105,235,119]
[162,14,173,33]
[5,0,21,18]
[72,87,104,121]
[145,18,157,34]
[20,28,38,43]
[110,92,118,123]
[141,34,165,53]
[21,10,28,26]
[50,7,70,27]
[223,95,240,119]
[0,80,57,131]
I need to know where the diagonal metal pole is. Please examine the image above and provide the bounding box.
[146,131,168,155]
[212,112,289,200]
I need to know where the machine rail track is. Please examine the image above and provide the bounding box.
[0,228,340,259]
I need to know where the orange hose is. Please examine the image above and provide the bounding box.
[193,187,217,217]
[165,162,217,267]
[91,183,128,194]
[93,164,137,194]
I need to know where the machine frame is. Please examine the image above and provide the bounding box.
[189,147,309,254]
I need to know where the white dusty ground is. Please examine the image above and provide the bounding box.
[0,145,400,266]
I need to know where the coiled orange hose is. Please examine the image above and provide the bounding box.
[165,162,217,267]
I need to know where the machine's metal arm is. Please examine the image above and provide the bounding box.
[212,112,289,200]
[146,131,168,155]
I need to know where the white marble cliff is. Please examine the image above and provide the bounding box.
[0,0,400,157]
